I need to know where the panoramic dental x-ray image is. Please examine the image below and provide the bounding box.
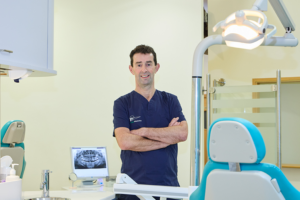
[74,150,106,169]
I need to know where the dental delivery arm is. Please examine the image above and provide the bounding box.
[115,127,170,152]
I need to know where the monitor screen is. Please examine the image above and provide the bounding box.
[70,147,109,179]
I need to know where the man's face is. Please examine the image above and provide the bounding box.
[129,53,160,88]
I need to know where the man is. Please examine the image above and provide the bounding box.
[113,45,188,200]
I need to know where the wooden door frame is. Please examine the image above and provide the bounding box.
[253,76,300,168]
[253,77,300,85]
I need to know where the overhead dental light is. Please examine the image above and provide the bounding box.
[210,0,297,50]
[213,9,277,50]
[190,0,298,186]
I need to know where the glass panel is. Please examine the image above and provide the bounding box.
[212,113,276,123]
[281,83,300,165]
[212,98,276,108]
[211,88,277,165]
[258,82,300,166]
[214,85,276,94]
[258,91,277,165]
[258,126,277,164]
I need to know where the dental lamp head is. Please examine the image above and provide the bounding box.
[8,66,33,83]
[213,9,277,50]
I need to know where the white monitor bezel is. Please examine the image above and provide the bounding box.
[70,146,109,180]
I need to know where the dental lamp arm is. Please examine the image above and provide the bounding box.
[193,35,224,77]
[252,0,295,31]
[262,33,298,46]
[269,0,295,31]
[190,34,224,186]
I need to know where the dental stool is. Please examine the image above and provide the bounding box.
[190,118,300,200]
[0,120,26,178]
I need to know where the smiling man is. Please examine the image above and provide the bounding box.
[113,45,188,200]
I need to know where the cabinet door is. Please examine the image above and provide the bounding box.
[0,0,55,76]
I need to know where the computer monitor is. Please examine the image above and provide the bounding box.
[70,146,109,185]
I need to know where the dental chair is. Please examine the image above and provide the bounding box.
[0,120,26,178]
[190,118,300,200]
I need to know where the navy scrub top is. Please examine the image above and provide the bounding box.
[113,90,186,186]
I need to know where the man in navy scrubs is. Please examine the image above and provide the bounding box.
[113,45,188,200]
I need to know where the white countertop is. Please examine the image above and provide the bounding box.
[22,187,115,200]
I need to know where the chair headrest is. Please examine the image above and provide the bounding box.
[1,120,25,144]
[208,118,266,164]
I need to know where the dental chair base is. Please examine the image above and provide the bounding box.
[0,179,22,200]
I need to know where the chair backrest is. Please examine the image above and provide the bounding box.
[1,120,26,178]
[208,119,265,164]
[190,118,300,200]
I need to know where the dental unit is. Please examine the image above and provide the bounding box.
[191,0,297,186]
[113,0,299,199]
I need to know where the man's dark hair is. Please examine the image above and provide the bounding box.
[130,45,157,66]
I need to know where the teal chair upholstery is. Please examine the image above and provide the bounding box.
[1,120,26,178]
[190,118,300,200]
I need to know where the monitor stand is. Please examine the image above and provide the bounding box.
[82,180,94,185]
[77,180,102,188]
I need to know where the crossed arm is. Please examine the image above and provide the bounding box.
[115,118,188,152]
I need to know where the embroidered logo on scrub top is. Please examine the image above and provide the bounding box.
[130,115,142,123]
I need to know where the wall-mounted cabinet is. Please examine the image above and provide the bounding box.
[0,0,56,77]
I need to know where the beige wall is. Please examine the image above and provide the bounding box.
[208,0,300,189]
[0,0,203,190]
